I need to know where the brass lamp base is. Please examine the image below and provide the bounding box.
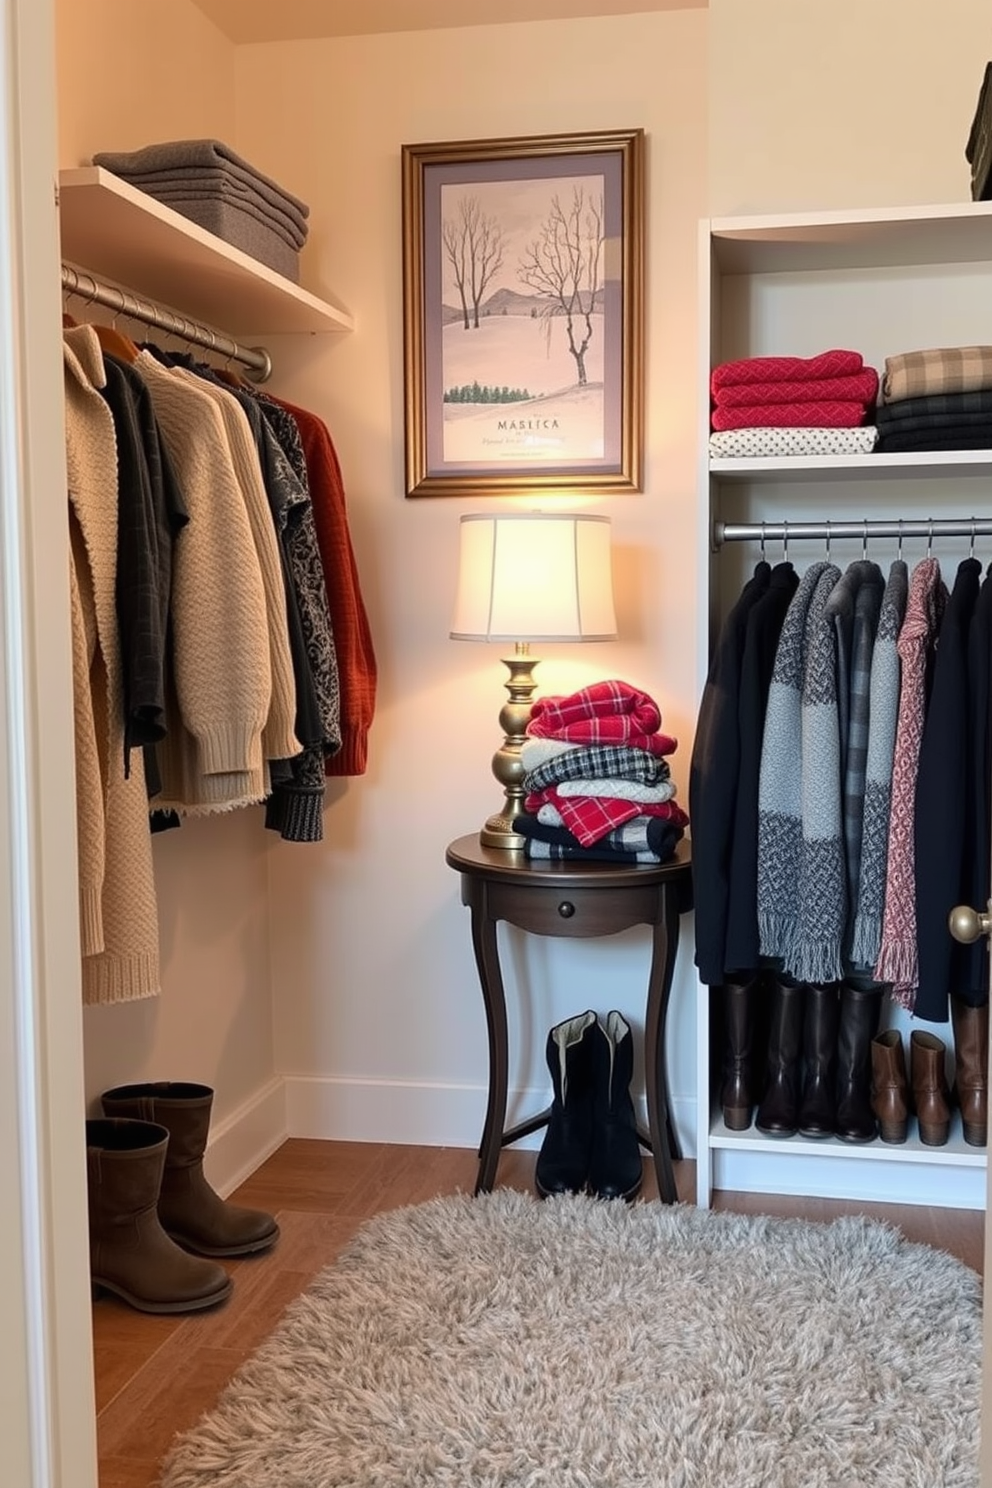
[480,647,538,852]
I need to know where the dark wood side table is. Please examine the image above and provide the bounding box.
[445,834,693,1202]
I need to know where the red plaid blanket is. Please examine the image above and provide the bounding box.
[525,788,689,846]
[527,679,676,750]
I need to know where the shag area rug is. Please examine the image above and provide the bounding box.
[159,1191,982,1488]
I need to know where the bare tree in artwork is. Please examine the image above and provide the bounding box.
[517,187,604,386]
[441,195,506,330]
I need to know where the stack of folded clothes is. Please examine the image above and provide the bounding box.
[708,348,879,459]
[875,345,992,451]
[92,139,310,283]
[512,679,688,865]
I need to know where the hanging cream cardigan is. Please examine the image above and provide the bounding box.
[64,327,160,1003]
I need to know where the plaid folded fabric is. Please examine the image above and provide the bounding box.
[527,679,661,741]
[881,346,992,404]
[713,370,878,409]
[513,812,679,855]
[711,401,869,432]
[711,349,864,393]
[528,789,689,846]
[874,388,992,430]
[522,733,675,766]
[521,836,683,866]
[522,742,669,794]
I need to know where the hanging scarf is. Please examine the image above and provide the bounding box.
[757,561,840,968]
[875,558,948,1002]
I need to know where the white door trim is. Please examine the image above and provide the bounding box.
[0,0,97,1483]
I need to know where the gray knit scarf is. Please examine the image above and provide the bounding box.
[849,560,909,970]
[757,561,841,975]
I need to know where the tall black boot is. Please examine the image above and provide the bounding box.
[834,981,883,1142]
[588,1011,643,1201]
[720,976,758,1131]
[535,1011,596,1198]
[755,977,804,1137]
[797,982,840,1138]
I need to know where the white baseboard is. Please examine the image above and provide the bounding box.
[284,1074,698,1158]
[204,1076,288,1198]
[711,1146,987,1211]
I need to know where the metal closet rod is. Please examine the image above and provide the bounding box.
[714,518,992,546]
[60,264,272,384]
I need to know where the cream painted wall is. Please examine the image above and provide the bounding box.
[55,0,279,1127]
[233,12,709,1144]
[709,0,986,215]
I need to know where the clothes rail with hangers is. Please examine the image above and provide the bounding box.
[713,518,992,546]
[60,263,272,383]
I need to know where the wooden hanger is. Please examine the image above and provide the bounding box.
[93,321,140,365]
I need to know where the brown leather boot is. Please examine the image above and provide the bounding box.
[870,1029,909,1144]
[101,1083,279,1257]
[910,1032,951,1146]
[950,997,988,1147]
[86,1119,233,1313]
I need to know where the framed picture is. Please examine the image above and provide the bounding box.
[402,128,644,498]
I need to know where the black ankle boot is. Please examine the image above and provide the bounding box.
[720,977,758,1131]
[798,982,839,1139]
[535,1011,596,1197]
[755,977,804,1137]
[588,1011,643,1201]
[835,981,883,1143]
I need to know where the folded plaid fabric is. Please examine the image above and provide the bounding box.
[711,349,864,393]
[531,790,689,845]
[520,835,683,866]
[522,742,669,794]
[521,734,674,767]
[553,777,676,803]
[881,346,992,403]
[874,388,992,431]
[711,401,869,432]
[875,426,992,452]
[708,427,878,458]
[713,370,878,409]
[527,679,676,750]
[512,812,680,856]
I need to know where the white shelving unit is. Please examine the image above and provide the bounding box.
[695,200,992,1212]
[57,165,353,340]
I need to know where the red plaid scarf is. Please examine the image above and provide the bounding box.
[526,788,688,846]
[527,679,676,752]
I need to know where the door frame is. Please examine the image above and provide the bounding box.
[0,0,97,1482]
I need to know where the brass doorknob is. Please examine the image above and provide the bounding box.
[948,904,992,944]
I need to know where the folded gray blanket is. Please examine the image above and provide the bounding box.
[92,139,310,217]
[126,181,306,251]
[152,196,300,281]
[100,164,309,242]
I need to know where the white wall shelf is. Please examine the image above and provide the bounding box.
[697,201,992,1212]
[57,166,353,338]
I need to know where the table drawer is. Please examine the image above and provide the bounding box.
[484,880,662,937]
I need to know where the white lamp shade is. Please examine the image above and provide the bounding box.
[450,513,618,643]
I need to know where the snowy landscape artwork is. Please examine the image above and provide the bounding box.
[402,131,642,496]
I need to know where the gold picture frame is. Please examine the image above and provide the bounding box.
[402,128,644,498]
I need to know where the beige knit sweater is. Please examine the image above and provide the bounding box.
[64,328,160,1003]
[135,351,276,813]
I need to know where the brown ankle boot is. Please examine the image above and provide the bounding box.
[86,1119,233,1313]
[950,997,988,1147]
[101,1083,279,1257]
[870,1030,909,1144]
[910,1032,951,1146]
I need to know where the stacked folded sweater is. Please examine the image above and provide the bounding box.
[709,349,879,459]
[512,679,687,865]
[92,140,310,284]
[876,346,992,451]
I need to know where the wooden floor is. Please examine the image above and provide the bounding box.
[93,1139,986,1487]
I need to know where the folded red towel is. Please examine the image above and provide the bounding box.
[711,349,865,394]
[714,369,879,409]
[711,401,870,432]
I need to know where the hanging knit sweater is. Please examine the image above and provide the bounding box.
[64,328,161,1003]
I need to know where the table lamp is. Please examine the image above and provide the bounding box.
[450,511,618,850]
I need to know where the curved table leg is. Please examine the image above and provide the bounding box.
[644,884,682,1203]
[466,891,509,1194]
